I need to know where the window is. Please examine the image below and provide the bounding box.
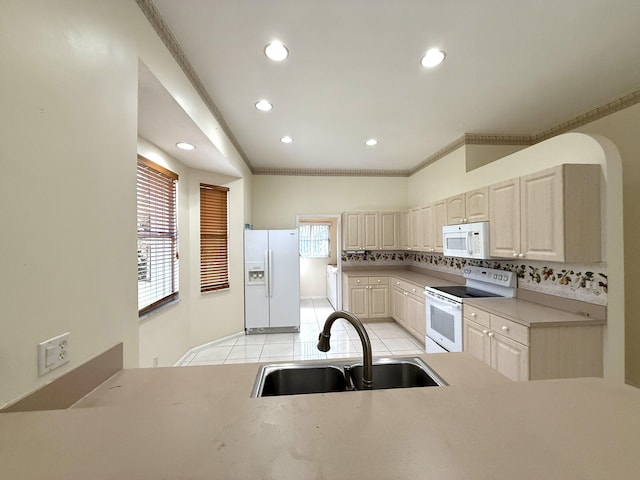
[136,156,178,315]
[200,183,229,292]
[299,223,330,258]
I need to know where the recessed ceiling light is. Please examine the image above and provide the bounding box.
[176,142,195,150]
[255,99,273,111]
[421,48,446,68]
[280,136,293,144]
[365,138,378,146]
[265,40,289,61]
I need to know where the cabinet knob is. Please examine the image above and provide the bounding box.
[396,281,400,285]
[488,332,494,337]
[482,330,489,335]
[377,279,381,283]
[518,253,525,258]
[404,292,408,296]
[512,253,518,258]
[501,325,509,331]
[357,280,361,283]
[412,288,416,292]
[471,312,477,317]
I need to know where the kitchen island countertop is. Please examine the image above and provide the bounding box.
[1,353,638,479]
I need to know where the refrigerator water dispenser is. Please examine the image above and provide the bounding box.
[246,261,265,285]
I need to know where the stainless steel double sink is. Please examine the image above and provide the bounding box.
[251,357,447,397]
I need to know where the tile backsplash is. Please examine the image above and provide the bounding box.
[341,251,607,306]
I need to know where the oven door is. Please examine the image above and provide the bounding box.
[425,289,463,352]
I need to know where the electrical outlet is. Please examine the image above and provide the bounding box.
[38,332,70,376]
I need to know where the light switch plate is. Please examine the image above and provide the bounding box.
[38,332,70,376]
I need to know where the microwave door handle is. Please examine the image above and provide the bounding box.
[468,232,474,255]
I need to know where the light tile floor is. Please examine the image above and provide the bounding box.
[179,298,425,366]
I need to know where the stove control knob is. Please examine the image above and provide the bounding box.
[493,274,498,279]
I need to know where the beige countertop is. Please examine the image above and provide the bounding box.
[464,297,606,327]
[1,353,638,479]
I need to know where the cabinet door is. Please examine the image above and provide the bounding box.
[410,208,422,250]
[342,212,363,250]
[348,285,368,317]
[362,212,379,250]
[379,212,399,250]
[392,287,406,326]
[520,166,564,262]
[465,187,489,223]
[407,293,425,339]
[369,285,389,318]
[420,205,434,252]
[432,200,447,252]
[446,194,465,225]
[490,333,529,382]
[463,318,491,365]
[489,178,521,258]
[401,211,410,250]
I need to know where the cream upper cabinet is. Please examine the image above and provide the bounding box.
[432,200,447,253]
[401,210,410,250]
[446,187,489,225]
[379,211,400,250]
[446,194,465,225]
[489,177,521,258]
[341,211,379,250]
[420,204,435,252]
[465,187,490,223]
[489,164,601,263]
[410,208,422,250]
[343,211,400,251]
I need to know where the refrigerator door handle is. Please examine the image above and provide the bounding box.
[268,249,274,297]
[264,249,270,297]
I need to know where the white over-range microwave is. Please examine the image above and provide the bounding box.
[442,221,490,259]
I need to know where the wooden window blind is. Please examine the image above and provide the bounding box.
[200,183,229,292]
[137,156,178,315]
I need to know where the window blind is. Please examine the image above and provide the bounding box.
[137,156,178,315]
[200,183,229,292]
[299,223,330,258]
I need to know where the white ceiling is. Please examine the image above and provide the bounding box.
[147,0,640,174]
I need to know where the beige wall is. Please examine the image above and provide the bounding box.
[572,102,640,387]
[136,139,247,367]
[252,176,409,229]
[0,0,251,406]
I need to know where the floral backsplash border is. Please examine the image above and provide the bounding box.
[341,251,607,306]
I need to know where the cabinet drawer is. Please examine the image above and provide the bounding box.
[392,278,410,291]
[368,276,389,286]
[490,315,529,345]
[348,277,368,286]
[405,282,421,296]
[464,305,490,328]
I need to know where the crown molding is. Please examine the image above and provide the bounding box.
[135,0,255,173]
[137,2,640,178]
[252,167,410,177]
[532,87,640,143]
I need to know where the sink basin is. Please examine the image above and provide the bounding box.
[254,364,347,397]
[251,357,446,397]
[348,359,443,390]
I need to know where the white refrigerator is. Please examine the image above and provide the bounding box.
[244,229,300,332]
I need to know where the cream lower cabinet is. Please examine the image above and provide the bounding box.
[343,276,389,319]
[391,278,425,344]
[464,304,603,382]
[463,309,530,382]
